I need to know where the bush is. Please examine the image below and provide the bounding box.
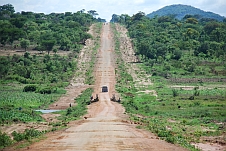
[24,128,42,140]
[12,131,25,142]
[12,129,43,142]
[0,131,13,148]
[189,96,195,100]
[172,89,179,97]
[36,86,52,94]
[23,85,37,92]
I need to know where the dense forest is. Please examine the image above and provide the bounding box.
[0,4,104,51]
[112,12,226,79]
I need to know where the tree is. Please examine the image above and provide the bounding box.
[28,30,40,43]
[110,14,120,23]
[40,31,56,54]
[0,4,15,14]
[210,28,226,42]
[9,17,27,28]
[195,42,209,56]
[60,37,71,50]
[0,57,9,78]
[171,48,182,60]
[41,40,56,55]
[65,12,72,16]
[185,18,198,24]
[20,38,30,51]
[204,21,220,34]
[0,27,25,44]
[132,11,145,21]
[87,10,98,18]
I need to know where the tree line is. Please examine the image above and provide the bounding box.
[111,12,226,77]
[0,4,105,53]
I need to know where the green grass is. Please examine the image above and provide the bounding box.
[0,84,64,124]
[112,24,226,151]
[59,88,93,122]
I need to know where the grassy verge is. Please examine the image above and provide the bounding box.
[58,88,93,122]
[85,23,102,85]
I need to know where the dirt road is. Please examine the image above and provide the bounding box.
[13,24,187,151]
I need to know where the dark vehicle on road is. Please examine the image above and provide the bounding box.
[102,86,108,92]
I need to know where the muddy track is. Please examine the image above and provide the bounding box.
[6,24,187,151]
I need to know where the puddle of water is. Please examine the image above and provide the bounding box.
[35,110,61,114]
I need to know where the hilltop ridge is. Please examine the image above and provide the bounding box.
[147,4,225,21]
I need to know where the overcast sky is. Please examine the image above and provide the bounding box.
[0,0,225,21]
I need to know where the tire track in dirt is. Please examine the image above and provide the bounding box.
[8,23,187,151]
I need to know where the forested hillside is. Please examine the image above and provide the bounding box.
[113,12,226,78]
[147,4,225,21]
[0,4,99,52]
[112,12,226,149]
[0,4,101,85]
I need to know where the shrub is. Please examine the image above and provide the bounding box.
[12,129,43,142]
[194,90,200,96]
[0,131,13,148]
[172,89,179,97]
[23,85,37,92]
[24,128,42,140]
[189,96,195,100]
[12,131,25,142]
[36,86,52,94]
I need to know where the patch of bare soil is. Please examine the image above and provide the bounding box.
[191,142,226,151]
[3,24,187,151]
[114,24,157,97]
[191,134,226,151]
[0,122,50,138]
[40,114,61,123]
[0,49,71,56]
[136,90,158,97]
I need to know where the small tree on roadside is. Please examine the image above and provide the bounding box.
[20,38,30,51]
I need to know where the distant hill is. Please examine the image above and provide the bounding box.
[147,4,225,21]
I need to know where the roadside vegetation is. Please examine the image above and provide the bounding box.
[112,13,226,150]
[0,4,102,149]
[59,88,93,122]
[85,23,102,85]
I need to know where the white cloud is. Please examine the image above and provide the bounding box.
[134,0,145,4]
